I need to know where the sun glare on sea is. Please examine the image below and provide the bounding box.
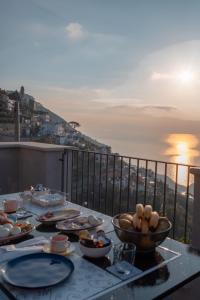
[165,134,199,165]
[164,134,199,185]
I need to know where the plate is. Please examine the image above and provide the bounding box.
[56,216,103,232]
[2,253,74,288]
[36,209,80,225]
[0,224,34,246]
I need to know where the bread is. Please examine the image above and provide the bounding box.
[149,211,159,229]
[144,205,152,220]
[132,213,141,231]
[136,204,144,218]
[119,218,132,230]
[141,219,149,233]
[119,213,133,223]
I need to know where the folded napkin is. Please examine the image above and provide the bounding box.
[106,261,142,280]
[14,236,49,248]
[0,236,49,264]
[0,247,43,264]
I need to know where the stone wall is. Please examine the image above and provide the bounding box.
[0,142,74,194]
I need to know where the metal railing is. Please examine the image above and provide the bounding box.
[61,149,197,243]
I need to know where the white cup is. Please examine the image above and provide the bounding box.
[3,199,19,213]
[50,235,70,253]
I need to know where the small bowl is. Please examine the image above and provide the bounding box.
[79,241,112,258]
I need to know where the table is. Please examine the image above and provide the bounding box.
[0,193,200,300]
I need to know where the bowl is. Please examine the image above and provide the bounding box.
[112,214,172,253]
[79,241,112,258]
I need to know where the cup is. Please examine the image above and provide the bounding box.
[50,235,70,253]
[3,199,19,213]
[121,243,136,264]
[113,242,136,265]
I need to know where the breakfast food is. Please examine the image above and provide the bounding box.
[57,215,103,231]
[10,226,21,235]
[132,213,141,231]
[117,204,168,234]
[136,204,144,218]
[144,205,152,220]
[141,219,149,234]
[0,222,32,240]
[119,218,132,230]
[39,211,54,221]
[0,227,10,238]
[3,223,14,230]
[88,215,100,226]
[38,209,80,222]
[149,211,159,229]
[119,213,133,223]
[0,211,13,225]
[79,230,90,240]
[79,230,111,248]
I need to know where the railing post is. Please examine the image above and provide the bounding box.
[190,168,200,250]
[66,149,73,202]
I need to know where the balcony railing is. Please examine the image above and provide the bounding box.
[61,149,197,243]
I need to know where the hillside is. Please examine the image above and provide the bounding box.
[0,87,111,153]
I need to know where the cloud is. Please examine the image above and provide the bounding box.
[65,22,87,41]
[100,103,177,115]
[151,72,173,80]
[143,105,177,112]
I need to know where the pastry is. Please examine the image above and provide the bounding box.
[149,211,159,230]
[136,204,144,218]
[119,218,132,230]
[132,213,141,231]
[119,213,133,223]
[144,205,152,220]
[141,219,149,234]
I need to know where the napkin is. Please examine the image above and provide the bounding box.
[14,236,49,248]
[0,247,43,263]
[0,236,49,263]
[106,261,142,280]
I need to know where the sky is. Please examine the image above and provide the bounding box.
[1,0,200,163]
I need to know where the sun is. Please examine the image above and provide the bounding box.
[177,70,194,83]
[176,142,188,154]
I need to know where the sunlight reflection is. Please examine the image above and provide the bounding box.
[164,134,199,185]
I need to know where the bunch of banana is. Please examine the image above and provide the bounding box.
[118,203,160,233]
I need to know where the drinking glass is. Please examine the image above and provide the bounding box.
[113,243,136,265]
[121,243,136,265]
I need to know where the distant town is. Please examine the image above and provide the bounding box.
[0,86,111,154]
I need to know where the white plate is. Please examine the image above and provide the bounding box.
[56,217,103,232]
[36,209,80,225]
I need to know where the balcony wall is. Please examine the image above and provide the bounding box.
[0,142,74,194]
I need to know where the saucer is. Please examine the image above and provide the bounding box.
[43,243,75,256]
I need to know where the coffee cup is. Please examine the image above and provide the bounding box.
[50,235,70,253]
[3,199,19,213]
